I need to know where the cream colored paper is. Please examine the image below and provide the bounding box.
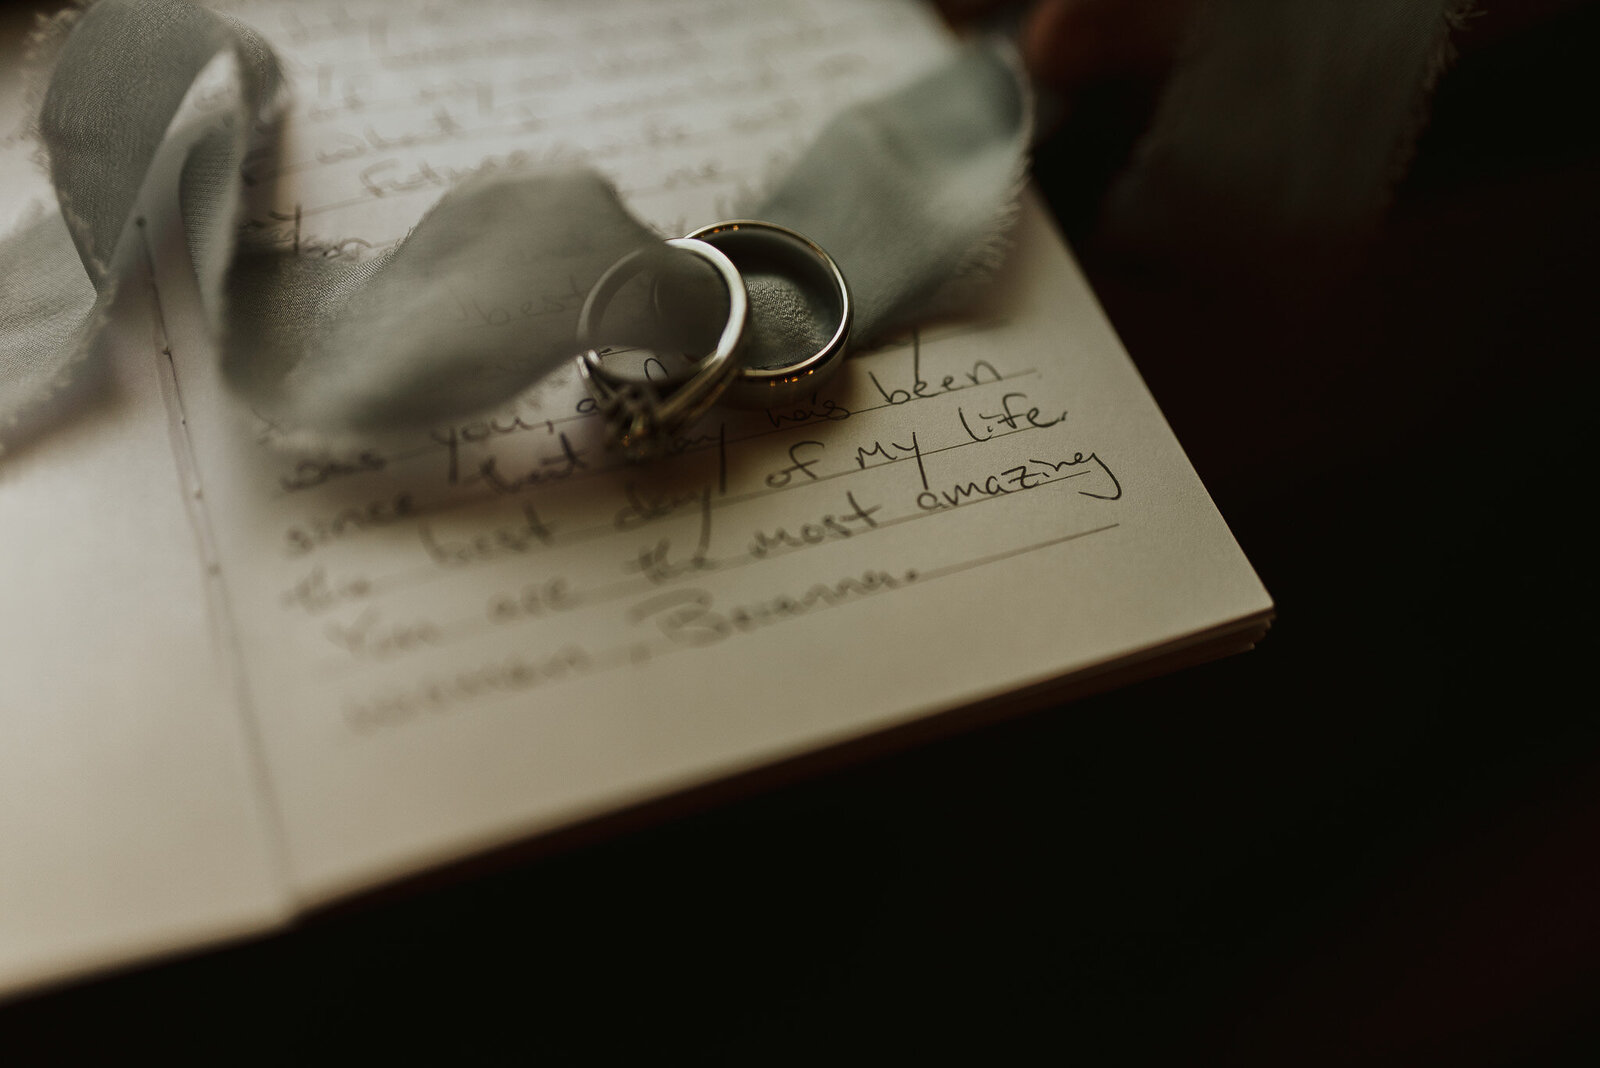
[1,0,1269,993]
[0,267,288,997]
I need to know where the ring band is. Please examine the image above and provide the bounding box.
[576,237,747,461]
[681,220,851,409]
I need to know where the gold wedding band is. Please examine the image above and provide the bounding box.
[682,220,852,409]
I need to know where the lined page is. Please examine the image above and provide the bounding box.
[158,0,1272,901]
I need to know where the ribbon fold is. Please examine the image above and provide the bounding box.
[0,0,1029,454]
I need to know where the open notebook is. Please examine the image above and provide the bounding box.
[0,0,1271,997]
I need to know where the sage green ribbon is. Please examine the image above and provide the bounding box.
[0,0,1028,453]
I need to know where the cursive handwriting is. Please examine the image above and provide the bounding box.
[627,566,917,647]
[419,504,552,566]
[284,493,417,556]
[232,0,1133,743]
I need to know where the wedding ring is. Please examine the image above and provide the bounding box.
[577,238,747,461]
[681,220,851,409]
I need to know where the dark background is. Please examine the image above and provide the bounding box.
[3,1,1597,1062]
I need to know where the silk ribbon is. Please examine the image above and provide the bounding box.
[0,0,1029,453]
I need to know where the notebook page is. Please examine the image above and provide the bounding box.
[156,0,1271,902]
[0,44,286,993]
